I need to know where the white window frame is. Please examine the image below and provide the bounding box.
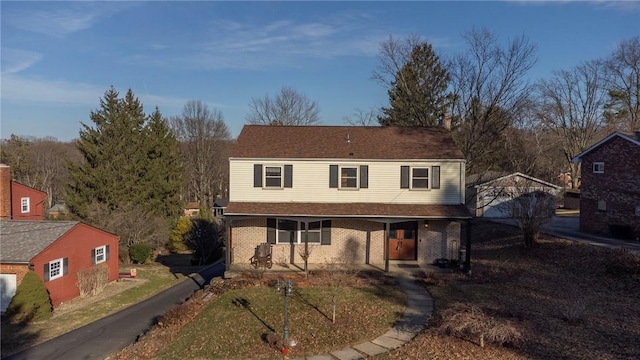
[49,258,63,280]
[410,167,430,190]
[95,245,106,264]
[21,197,30,213]
[264,165,283,189]
[593,162,605,174]
[275,219,325,245]
[340,166,359,189]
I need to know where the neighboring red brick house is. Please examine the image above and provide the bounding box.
[0,164,47,220]
[0,221,120,309]
[572,131,640,240]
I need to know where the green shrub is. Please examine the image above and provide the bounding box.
[6,271,52,324]
[129,243,153,264]
[169,217,191,252]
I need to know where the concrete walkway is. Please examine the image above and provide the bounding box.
[294,265,433,360]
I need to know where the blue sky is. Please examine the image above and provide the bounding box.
[1,1,639,141]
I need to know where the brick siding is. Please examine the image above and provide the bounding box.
[0,263,30,286]
[230,218,463,267]
[580,136,640,239]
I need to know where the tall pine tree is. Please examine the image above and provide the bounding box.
[379,42,451,127]
[66,87,183,229]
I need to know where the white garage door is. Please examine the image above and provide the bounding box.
[1,274,17,313]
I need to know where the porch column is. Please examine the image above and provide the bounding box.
[225,219,232,272]
[384,221,390,273]
[464,219,472,274]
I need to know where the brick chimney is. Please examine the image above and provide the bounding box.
[0,164,11,220]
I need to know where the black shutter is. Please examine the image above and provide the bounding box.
[63,258,68,275]
[360,165,368,189]
[106,245,110,261]
[254,164,263,187]
[321,220,332,245]
[44,263,50,281]
[91,248,96,265]
[401,166,410,189]
[267,218,276,244]
[329,165,338,188]
[284,165,293,188]
[432,166,441,189]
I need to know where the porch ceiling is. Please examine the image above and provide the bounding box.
[225,202,472,219]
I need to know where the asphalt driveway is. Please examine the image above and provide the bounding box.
[2,261,225,360]
[541,216,640,252]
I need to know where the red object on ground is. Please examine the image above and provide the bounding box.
[281,348,288,355]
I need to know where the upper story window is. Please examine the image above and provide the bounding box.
[21,197,30,213]
[254,164,292,189]
[593,162,604,174]
[265,166,283,188]
[329,165,368,189]
[341,167,358,188]
[401,166,440,190]
[411,168,429,189]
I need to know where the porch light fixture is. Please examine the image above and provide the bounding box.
[424,220,429,228]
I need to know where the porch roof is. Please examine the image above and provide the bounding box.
[225,202,472,219]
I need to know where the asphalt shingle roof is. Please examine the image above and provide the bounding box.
[230,125,465,160]
[0,221,79,263]
[225,202,472,219]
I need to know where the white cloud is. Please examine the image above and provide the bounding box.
[1,48,43,74]
[4,3,134,38]
[1,74,189,112]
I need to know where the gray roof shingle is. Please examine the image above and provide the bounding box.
[0,221,79,263]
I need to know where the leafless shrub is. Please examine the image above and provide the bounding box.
[76,263,109,298]
[322,257,359,323]
[438,302,523,348]
[298,244,314,278]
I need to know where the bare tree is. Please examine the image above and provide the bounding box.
[449,29,537,175]
[171,100,231,210]
[246,86,320,126]
[371,34,423,89]
[342,107,379,126]
[604,36,640,131]
[493,177,559,247]
[535,60,608,188]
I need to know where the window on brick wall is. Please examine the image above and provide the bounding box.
[267,218,332,245]
[593,162,605,173]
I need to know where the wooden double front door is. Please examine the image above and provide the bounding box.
[388,222,417,260]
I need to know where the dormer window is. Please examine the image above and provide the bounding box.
[593,162,604,173]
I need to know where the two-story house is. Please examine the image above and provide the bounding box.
[572,131,640,240]
[224,125,472,273]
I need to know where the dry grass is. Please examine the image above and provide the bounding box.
[110,271,406,360]
[380,219,640,360]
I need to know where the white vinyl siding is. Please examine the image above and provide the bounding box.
[230,159,464,205]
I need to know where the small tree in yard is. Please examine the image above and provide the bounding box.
[6,271,52,324]
[185,217,224,265]
[492,176,559,247]
[322,257,358,324]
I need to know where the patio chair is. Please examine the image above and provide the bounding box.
[250,242,273,269]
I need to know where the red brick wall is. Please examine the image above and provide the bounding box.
[10,182,47,220]
[580,136,640,238]
[0,263,30,286]
[30,223,120,306]
[0,164,10,220]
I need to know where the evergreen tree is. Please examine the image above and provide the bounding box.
[379,42,451,127]
[66,87,183,241]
